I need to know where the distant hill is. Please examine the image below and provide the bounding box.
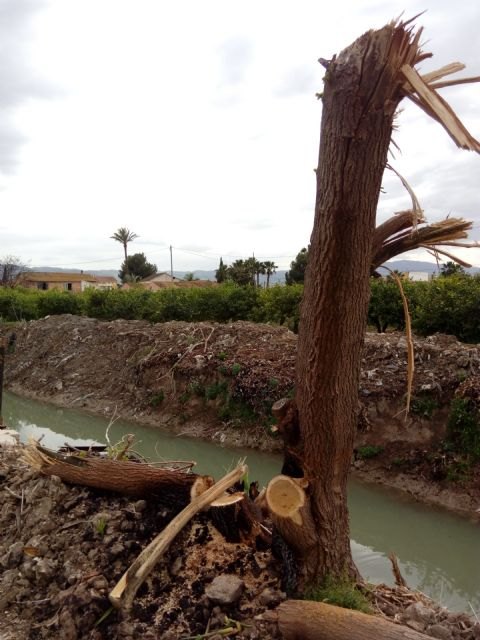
[28,260,478,285]
[382,260,479,274]
[30,267,120,280]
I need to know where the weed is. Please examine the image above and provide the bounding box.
[205,381,228,401]
[231,363,242,376]
[411,395,439,419]
[189,381,206,397]
[447,398,480,460]
[218,397,256,423]
[217,352,227,361]
[95,517,107,536]
[179,391,191,405]
[445,460,471,483]
[304,575,372,613]
[149,390,165,407]
[356,445,383,460]
[268,377,279,388]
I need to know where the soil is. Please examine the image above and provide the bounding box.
[1,315,480,638]
[1,315,480,516]
[1,445,479,640]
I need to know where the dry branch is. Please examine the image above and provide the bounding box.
[390,272,414,418]
[372,214,476,272]
[109,463,247,610]
[401,64,480,152]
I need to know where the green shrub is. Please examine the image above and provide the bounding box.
[446,397,480,460]
[254,284,303,331]
[37,290,84,317]
[0,287,39,321]
[149,390,165,407]
[410,395,438,418]
[205,381,228,400]
[356,445,383,459]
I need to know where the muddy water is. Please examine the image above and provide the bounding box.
[5,391,479,613]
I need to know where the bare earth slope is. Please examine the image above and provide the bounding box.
[1,315,480,514]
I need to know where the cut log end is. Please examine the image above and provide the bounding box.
[266,475,306,521]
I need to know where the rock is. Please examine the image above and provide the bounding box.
[0,430,20,447]
[170,556,183,576]
[205,574,244,605]
[405,602,436,626]
[406,619,428,633]
[58,608,77,640]
[428,623,453,639]
[258,587,285,608]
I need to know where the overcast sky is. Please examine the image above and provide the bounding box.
[1,0,479,273]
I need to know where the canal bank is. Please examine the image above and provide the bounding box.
[1,315,480,517]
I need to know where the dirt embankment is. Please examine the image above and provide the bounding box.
[2,445,479,640]
[1,315,480,515]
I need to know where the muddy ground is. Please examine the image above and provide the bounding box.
[1,314,480,515]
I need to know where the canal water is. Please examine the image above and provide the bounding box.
[4,391,479,613]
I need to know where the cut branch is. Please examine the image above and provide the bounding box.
[22,442,213,505]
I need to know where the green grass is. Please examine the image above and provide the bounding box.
[304,575,372,613]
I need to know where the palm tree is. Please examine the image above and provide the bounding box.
[110,227,139,264]
[263,261,277,288]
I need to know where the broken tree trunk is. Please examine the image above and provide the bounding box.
[275,600,432,640]
[291,20,427,586]
[22,442,213,506]
[210,491,272,548]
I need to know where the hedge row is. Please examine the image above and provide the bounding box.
[0,284,303,330]
[1,276,479,342]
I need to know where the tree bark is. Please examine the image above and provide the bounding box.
[288,21,424,585]
[276,600,432,640]
[23,443,214,507]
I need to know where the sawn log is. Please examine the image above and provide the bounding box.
[276,600,433,640]
[22,442,213,505]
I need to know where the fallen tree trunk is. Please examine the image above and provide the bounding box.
[275,600,432,640]
[22,443,213,505]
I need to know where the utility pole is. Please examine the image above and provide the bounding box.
[0,337,5,428]
[170,245,174,279]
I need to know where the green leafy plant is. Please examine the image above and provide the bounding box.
[356,445,383,460]
[205,381,228,400]
[446,397,480,460]
[411,395,439,418]
[189,381,206,397]
[149,390,165,407]
[231,363,242,376]
[95,517,107,536]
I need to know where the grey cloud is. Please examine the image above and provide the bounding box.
[217,36,253,86]
[0,0,54,175]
